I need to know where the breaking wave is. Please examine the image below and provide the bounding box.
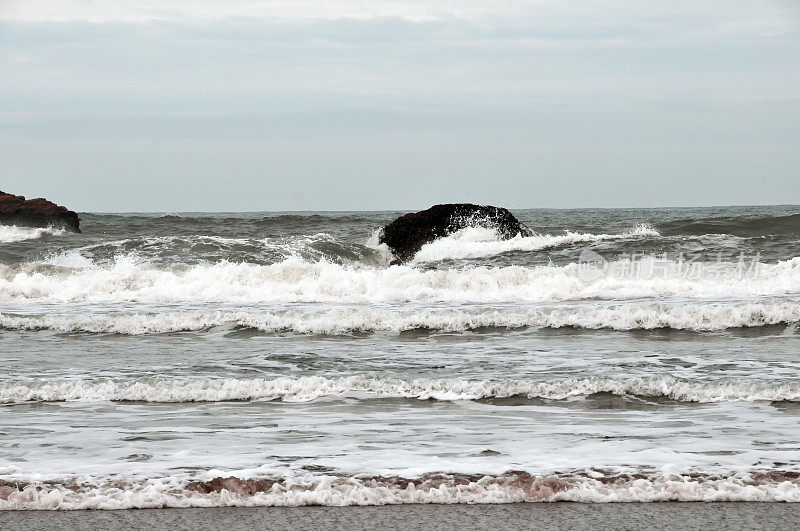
[2,375,799,403]
[412,224,659,262]
[2,255,800,304]
[0,225,66,243]
[32,233,385,267]
[2,470,799,509]
[1,300,799,334]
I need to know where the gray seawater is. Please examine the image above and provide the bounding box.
[1,206,800,508]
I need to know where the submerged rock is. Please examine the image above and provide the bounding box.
[379,203,530,263]
[0,190,80,233]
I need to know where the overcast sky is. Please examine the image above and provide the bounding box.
[1,1,799,211]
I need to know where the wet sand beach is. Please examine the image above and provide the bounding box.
[3,503,800,531]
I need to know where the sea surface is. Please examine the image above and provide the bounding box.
[1,206,800,509]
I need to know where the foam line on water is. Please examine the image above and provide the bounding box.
[1,375,798,403]
[1,300,799,333]
[1,471,799,509]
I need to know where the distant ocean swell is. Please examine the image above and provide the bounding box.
[2,470,799,509]
[657,212,800,236]
[2,375,799,403]
[25,209,800,237]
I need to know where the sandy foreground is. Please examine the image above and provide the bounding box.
[2,503,800,530]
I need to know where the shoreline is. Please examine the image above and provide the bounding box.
[3,503,800,530]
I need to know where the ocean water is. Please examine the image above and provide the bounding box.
[1,206,800,509]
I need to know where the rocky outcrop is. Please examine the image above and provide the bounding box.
[0,191,80,233]
[379,203,529,263]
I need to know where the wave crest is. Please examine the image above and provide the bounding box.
[3,255,799,304]
[412,224,659,262]
[2,300,799,334]
[0,225,66,243]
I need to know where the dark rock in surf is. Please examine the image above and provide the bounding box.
[379,203,530,263]
[0,190,81,233]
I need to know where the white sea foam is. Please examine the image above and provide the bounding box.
[2,254,800,304]
[2,300,798,334]
[0,225,66,243]
[412,224,659,262]
[1,375,798,403]
[1,472,798,509]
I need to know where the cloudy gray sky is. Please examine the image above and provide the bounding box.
[1,0,799,211]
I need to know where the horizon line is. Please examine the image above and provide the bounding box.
[78,202,800,215]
